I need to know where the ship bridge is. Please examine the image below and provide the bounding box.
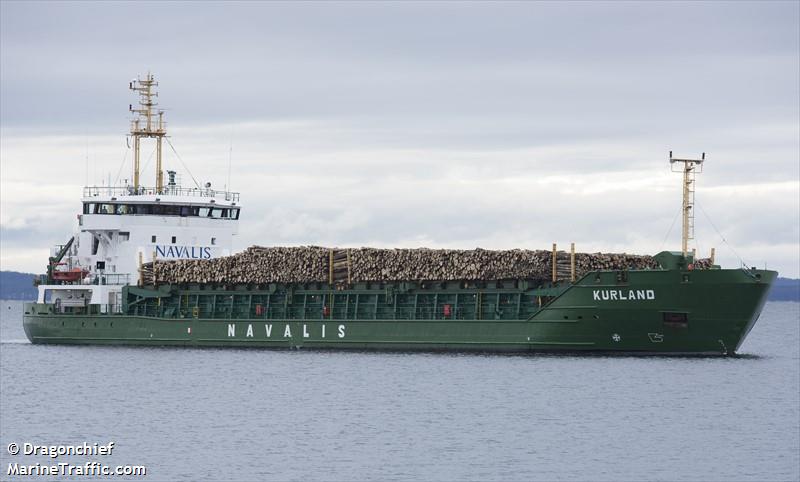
[79,181,241,269]
[81,185,240,219]
[39,181,242,311]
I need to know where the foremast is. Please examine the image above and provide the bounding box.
[670,151,705,257]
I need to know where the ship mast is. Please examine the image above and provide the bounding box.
[670,151,704,257]
[129,73,167,193]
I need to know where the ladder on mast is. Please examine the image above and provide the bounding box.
[669,151,705,257]
[129,73,167,193]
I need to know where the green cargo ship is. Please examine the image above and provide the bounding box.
[22,74,776,355]
[24,251,775,354]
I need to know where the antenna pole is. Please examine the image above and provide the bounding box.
[227,127,233,191]
[669,151,705,257]
[129,73,167,193]
[133,135,140,189]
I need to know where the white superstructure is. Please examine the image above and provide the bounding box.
[37,74,241,312]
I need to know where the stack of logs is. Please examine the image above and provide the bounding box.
[140,245,712,286]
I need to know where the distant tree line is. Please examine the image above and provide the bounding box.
[0,271,37,300]
[770,278,800,302]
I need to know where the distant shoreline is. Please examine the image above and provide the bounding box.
[2,270,798,302]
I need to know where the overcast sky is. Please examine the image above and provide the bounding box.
[1,1,798,277]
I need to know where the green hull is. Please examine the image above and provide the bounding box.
[24,260,777,355]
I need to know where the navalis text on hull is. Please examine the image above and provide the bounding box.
[23,74,776,355]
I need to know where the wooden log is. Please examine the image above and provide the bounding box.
[144,245,664,285]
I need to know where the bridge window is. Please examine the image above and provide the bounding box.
[98,203,115,214]
[218,208,239,219]
[151,235,157,243]
[84,202,233,219]
[211,237,217,245]
[171,236,176,244]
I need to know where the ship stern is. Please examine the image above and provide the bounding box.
[23,302,55,344]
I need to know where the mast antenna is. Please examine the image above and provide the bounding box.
[669,151,705,257]
[227,127,233,192]
[85,130,89,187]
[129,73,167,193]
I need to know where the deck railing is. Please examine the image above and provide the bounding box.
[53,304,125,315]
[87,274,131,286]
[38,273,131,286]
[83,185,240,202]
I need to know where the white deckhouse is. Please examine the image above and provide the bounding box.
[38,74,240,312]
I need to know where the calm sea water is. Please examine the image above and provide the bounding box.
[1,300,798,482]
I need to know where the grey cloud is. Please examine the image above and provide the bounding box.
[2,2,797,129]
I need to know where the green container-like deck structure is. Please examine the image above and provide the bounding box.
[126,279,561,322]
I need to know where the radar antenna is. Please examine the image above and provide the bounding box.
[669,151,705,257]
[129,73,167,193]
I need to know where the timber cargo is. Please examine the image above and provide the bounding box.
[22,74,777,355]
[141,245,698,285]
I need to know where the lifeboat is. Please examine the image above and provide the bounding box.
[51,268,89,282]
